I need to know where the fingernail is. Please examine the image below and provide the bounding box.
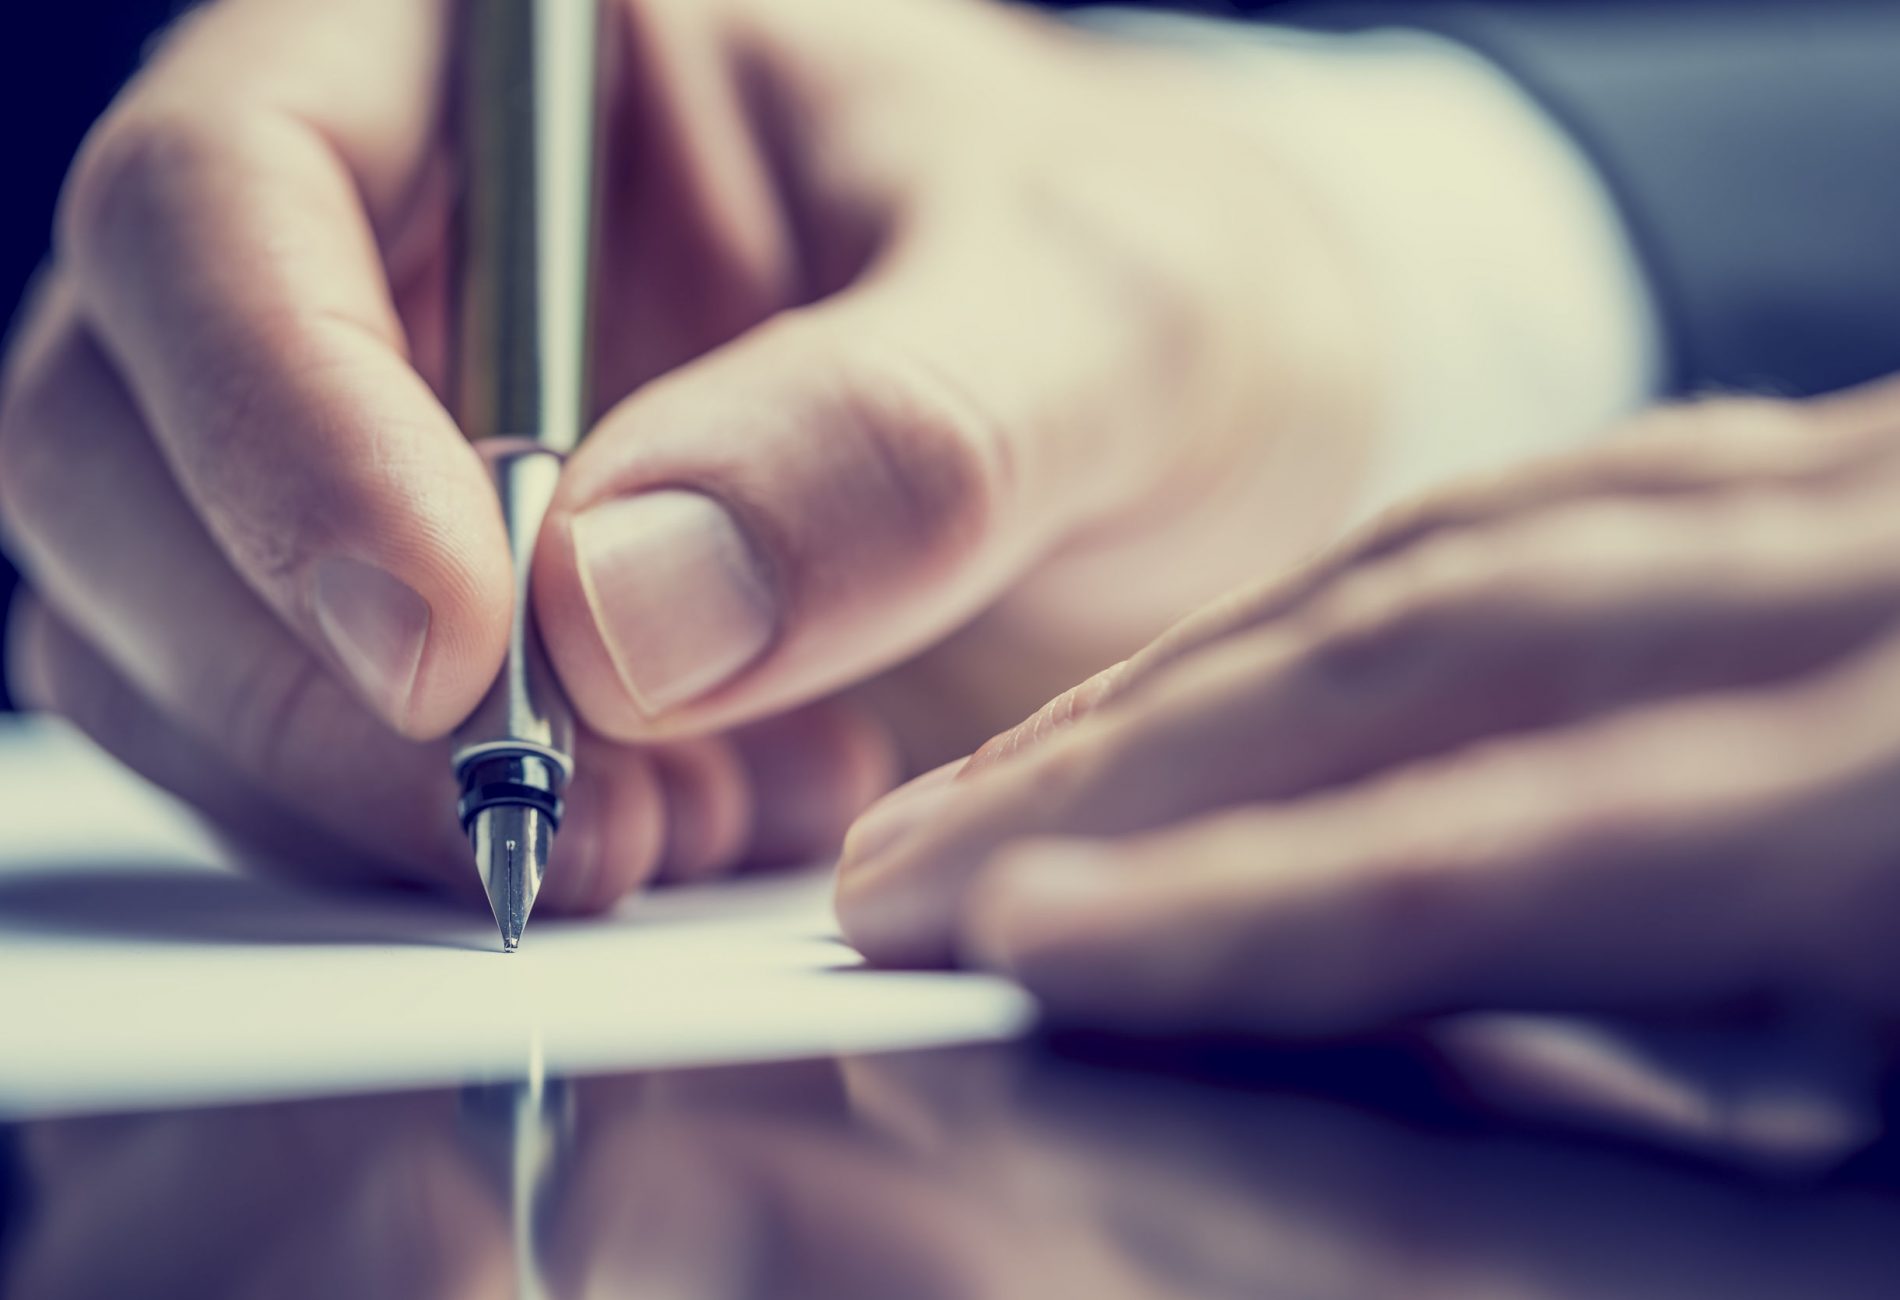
[573,491,775,715]
[310,556,430,720]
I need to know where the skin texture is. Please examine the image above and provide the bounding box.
[0,0,1375,908]
[836,377,1900,1061]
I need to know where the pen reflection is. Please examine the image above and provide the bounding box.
[5,1043,1900,1299]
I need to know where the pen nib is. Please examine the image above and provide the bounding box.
[470,805,551,952]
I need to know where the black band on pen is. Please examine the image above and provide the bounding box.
[457,752,565,830]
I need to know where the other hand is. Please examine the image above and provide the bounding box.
[838,379,1900,1055]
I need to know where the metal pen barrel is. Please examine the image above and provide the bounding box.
[449,0,601,950]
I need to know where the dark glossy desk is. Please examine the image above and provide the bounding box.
[5,1033,1898,1299]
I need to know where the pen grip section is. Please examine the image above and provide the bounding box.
[451,443,574,784]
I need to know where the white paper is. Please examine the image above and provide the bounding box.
[0,719,1033,1119]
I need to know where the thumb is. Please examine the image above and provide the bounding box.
[536,252,1164,741]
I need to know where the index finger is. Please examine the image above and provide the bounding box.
[56,0,508,735]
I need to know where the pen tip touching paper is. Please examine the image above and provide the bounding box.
[471,804,550,952]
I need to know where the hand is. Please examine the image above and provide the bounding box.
[837,378,1900,1052]
[0,0,1372,905]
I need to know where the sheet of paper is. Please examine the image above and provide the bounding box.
[0,719,1033,1119]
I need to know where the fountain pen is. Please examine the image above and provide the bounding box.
[449,0,601,950]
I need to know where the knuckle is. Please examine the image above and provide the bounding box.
[821,322,1013,569]
[58,104,228,263]
[1296,529,1505,690]
[1293,498,1672,701]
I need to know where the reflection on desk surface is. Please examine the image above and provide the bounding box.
[4,1039,1899,1299]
